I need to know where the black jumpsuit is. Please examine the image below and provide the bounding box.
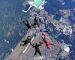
[30,43,42,56]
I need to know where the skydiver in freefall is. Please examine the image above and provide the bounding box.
[20,36,31,46]
[42,33,53,49]
[23,16,40,29]
[30,42,43,57]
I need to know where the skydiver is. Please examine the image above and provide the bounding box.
[20,36,31,46]
[30,42,43,57]
[42,33,53,49]
[32,16,40,27]
[23,21,32,29]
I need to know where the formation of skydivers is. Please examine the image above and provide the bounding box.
[20,16,53,57]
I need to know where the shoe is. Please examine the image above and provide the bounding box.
[40,56,43,59]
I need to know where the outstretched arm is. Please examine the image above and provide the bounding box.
[30,42,35,47]
[38,42,43,46]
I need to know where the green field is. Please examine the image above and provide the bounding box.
[34,0,43,7]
